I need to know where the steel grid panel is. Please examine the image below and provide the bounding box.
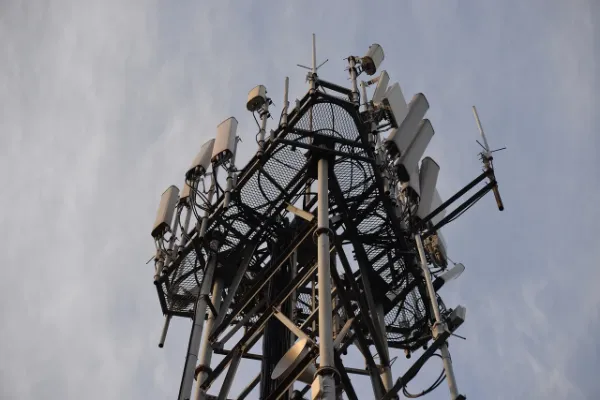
[157,95,446,349]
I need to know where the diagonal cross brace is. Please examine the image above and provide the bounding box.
[200,249,327,392]
[210,240,259,336]
[329,253,386,399]
[329,175,390,366]
[209,222,317,342]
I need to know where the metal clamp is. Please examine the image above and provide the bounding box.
[194,365,212,380]
[314,365,339,379]
[313,227,334,243]
[432,321,447,340]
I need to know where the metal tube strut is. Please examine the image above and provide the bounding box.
[210,241,258,336]
[237,374,261,400]
[315,157,336,400]
[178,256,217,400]
[195,277,224,400]
[415,234,460,399]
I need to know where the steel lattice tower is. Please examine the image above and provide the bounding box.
[148,36,504,400]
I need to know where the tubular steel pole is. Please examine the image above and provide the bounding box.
[158,315,171,348]
[195,277,224,400]
[414,234,460,399]
[289,250,298,399]
[180,172,219,399]
[415,235,442,322]
[315,157,336,400]
[178,256,217,400]
[440,343,460,398]
[376,303,393,393]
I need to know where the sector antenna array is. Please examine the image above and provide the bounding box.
[147,36,504,400]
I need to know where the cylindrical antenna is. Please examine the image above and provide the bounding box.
[472,105,504,211]
[282,77,289,127]
[305,38,315,208]
[312,33,317,74]
[309,33,317,93]
[472,106,491,157]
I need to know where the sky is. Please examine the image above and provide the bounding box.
[0,0,598,399]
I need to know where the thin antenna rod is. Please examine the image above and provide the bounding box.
[282,77,289,127]
[473,105,505,211]
[312,33,317,73]
[472,106,491,157]
[307,33,317,94]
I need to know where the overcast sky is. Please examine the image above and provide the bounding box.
[1,1,598,399]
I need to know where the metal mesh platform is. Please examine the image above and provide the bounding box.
[157,91,446,349]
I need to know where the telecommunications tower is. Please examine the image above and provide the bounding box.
[148,35,504,400]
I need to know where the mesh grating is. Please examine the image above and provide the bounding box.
[155,93,447,349]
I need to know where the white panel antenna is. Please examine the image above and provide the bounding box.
[151,185,179,238]
[396,119,435,181]
[382,83,408,128]
[386,93,429,157]
[449,305,467,326]
[399,165,421,200]
[424,187,449,267]
[180,182,192,202]
[417,157,440,219]
[247,85,268,112]
[430,189,446,226]
[186,139,215,180]
[433,262,464,291]
[371,71,390,104]
[211,117,238,166]
[362,44,384,75]
[439,263,465,283]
